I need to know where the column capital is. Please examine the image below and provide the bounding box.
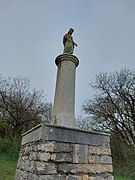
[55,54,79,67]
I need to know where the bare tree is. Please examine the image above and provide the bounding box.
[83,69,135,147]
[0,76,52,137]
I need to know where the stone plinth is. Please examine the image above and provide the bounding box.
[15,124,114,180]
[51,54,79,127]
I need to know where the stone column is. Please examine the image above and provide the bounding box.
[51,54,79,127]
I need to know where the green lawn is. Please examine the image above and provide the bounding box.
[114,164,135,180]
[115,175,134,180]
[0,154,17,180]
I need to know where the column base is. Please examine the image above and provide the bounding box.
[51,114,75,127]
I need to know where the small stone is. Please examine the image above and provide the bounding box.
[16,156,21,168]
[25,159,31,171]
[89,146,97,154]
[14,169,21,180]
[37,142,55,152]
[35,162,57,174]
[58,164,76,174]
[89,177,95,180]
[73,144,88,163]
[28,173,40,180]
[38,152,51,161]
[58,164,97,174]
[51,152,72,162]
[100,155,112,164]
[82,175,89,180]
[88,155,100,164]
[29,160,36,173]
[31,145,38,152]
[54,142,72,152]
[77,164,97,174]
[67,175,82,180]
[97,147,111,155]
[98,164,113,173]
[66,175,82,180]
[23,145,31,156]
[39,175,66,180]
[30,152,37,160]
[89,173,114,180]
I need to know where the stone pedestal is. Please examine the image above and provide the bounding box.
[15,124,113,180]
[51,54,79,127]
[15,53,114,179]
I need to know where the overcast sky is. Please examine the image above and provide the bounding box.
[0,0,135,117]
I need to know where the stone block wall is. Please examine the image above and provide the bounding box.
[15,124,113,180]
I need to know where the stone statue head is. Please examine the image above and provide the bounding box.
[68,28,74,35]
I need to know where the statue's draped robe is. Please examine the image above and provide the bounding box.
[63,34,74,54]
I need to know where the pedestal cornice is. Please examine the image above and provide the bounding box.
[55,54,79,67]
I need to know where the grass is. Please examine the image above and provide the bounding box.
[114,164,135,180]
[0,138,20,180]
[0,154,18,180]
[113,161,135,180]
[115,175,134,180]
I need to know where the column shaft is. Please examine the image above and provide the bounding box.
[51,54,79,127]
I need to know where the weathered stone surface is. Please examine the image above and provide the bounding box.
[89,146,111,156]
[51,152,72,162]
[98,164,113,173]
[16,156,22,169]
[89,146,97,154]
[97,147,111,155]
[15,169,22,180]
[51,54,79,128]
[31,144,38,152]
[38,175,66,180]
[82,175,89,180]
[30,151,37,160]
[89,177,95,180]
[88,155,100,164]
[67,175,81,180]
[58,164,97,174]
[21,124,43,145]
[37,141,55,152]
[100,155,112,164]
[29,160,36,173]
[21,124,110,146]
[73,144,88,163]
[27,173,40,180]
[54,142,72,152]
[15,125,113,179]
[38,152,51,161]
[89,173,114,180]
[35,162,57,174]
[15,169,28,180]
[20,158,30,171]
